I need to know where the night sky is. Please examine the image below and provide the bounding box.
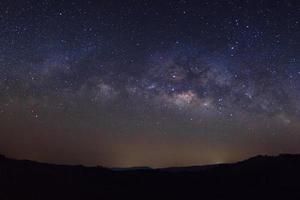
[0,0,299,168]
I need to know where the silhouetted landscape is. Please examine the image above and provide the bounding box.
[1,154,300,199]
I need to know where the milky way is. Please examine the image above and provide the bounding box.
[0,0,299,167]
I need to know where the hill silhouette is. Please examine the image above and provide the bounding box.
[1,154,300,199]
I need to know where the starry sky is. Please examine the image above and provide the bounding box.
[0,0,299,168]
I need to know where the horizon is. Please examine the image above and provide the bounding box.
[1,153,299,169]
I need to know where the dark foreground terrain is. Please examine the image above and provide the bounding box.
[1,154,300,200]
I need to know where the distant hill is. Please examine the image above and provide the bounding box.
[1,154,300,199]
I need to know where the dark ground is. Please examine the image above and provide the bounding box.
[1,154,300,200]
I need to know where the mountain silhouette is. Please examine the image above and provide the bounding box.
[1,154,300,199]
